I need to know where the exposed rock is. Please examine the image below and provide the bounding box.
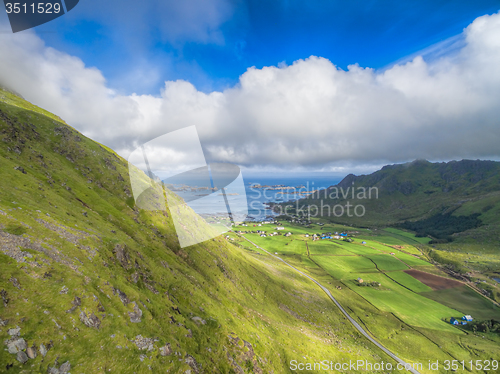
[113,288,130,305]
[79,311,101,329]
[14,166,27,174]
[139,354,147,362]
[185,329,192,338]
[9,277,21,289]
[7,338,27,353]
[128,302,142,323]
[59,361,71,373]
[131,272,140,283]
[191,317,206,325]
[133,335,155,351]
[16,350,28,363]
[39,343,48,357]
[1,289,9,307]
[184,354,201,373]
[66,296,82,313]
[144,282,159,294]
[159,343,172,356]
[226,353,245,374]
[8,326,21,336]
[59,286,69,294]
[52,319,62,329]
[48,359,70,374]
[26,346,37,359]
[114,244,131,269]
[0,317,8,326]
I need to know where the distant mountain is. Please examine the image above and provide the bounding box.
[290,159,500,245]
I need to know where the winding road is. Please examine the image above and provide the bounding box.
[242,235,421,374]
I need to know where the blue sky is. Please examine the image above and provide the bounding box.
[32,0,500,95]
[2,1,500,173]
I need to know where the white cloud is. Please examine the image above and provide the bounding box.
[1,12,500,172]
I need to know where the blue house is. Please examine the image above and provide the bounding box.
[340,233,347,237]
[450,317,467,326]
[462,315,473,322]
[362,241,366,244]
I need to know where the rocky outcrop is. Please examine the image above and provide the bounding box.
[114,244,131,269]
[79,311,101,329]
[159,343,172,356]
[128,302,142,323]
[133,335,156,351]
[184,354,201,373]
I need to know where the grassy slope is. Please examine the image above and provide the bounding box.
[0,88,389,373]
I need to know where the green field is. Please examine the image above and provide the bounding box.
[307,240,353,255]
[248,234,307,255]
[365,254,410,271]
[312,255,378,279]
[385,271,433,293]
[384,227,432,244]
[345,273,461,332]
[421,285,500,320]
[392,250,429,267]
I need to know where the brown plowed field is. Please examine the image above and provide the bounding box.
[404,269,462,290]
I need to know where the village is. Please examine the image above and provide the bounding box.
[228,219,355,241]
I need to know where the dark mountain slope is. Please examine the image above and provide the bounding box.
[290,159,500,245]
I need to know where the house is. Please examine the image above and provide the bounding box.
[333,235,340,239]
[390,252,395,255]
[305,234,309,237]
[357,278,364,284]
[450,318,459,325]
[361,241,366,244]
[260,234,266,237]
[276,227,285,230]
[340,233,347,237]
[463,315,473,322]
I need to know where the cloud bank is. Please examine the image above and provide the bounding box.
[1,12,500,171]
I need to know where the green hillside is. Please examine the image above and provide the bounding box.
[0,88,388,373]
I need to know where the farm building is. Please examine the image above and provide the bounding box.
[450,318,468,326]
[276,227,285,230]
[463,315,473,322]
[357,278,364,284]
[362,241,366,244]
